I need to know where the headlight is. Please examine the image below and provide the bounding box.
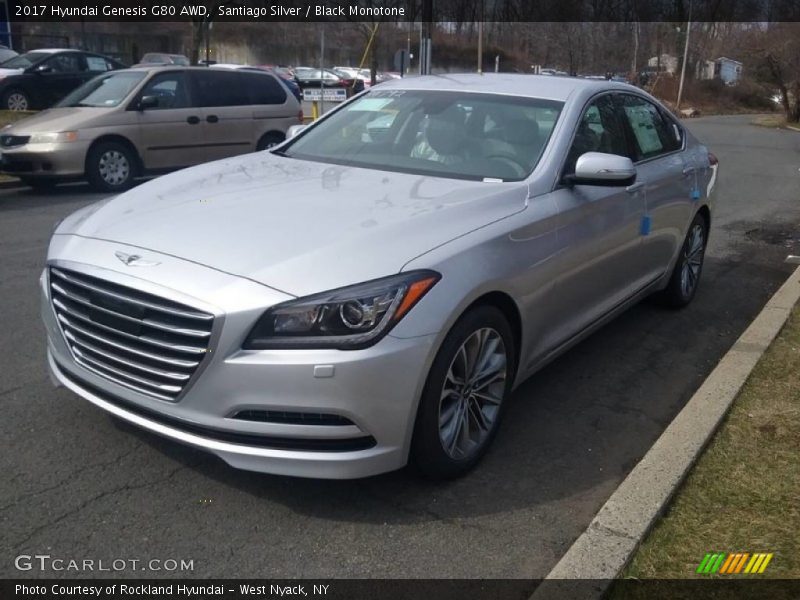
[243,271,440,350]
[29,131,78,144]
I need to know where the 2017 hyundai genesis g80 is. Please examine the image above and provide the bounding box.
[42,74,717,479]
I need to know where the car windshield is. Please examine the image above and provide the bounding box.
[1,51,50,69]
[56,71,146,108]
[280,90,563,182]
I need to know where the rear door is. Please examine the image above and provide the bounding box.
[189,70,255,162]
[38,52,88,105]
[615,93,693,280]
[134,71,207,170]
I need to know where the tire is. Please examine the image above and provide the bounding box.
[20,177,57,191]
[3,89,31,111]
[410,305,516,479]
[256,132,285,151]
[659,212,708,308]
[86,141,137,192]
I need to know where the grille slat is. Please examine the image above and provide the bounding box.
[51,281,211,338]
[65,330,192,382]
[51,267,214,401]
[51,268,213,322]
[55,306,207,355]
[60,317,200,368]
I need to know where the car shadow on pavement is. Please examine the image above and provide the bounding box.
[111,252,792,525]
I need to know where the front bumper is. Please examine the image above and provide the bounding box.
[1,141,90,178]
[41,237,439,479]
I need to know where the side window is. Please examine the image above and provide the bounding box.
[247,73,287,105]
[618,94,680,160]
[46,53,84,73]
[138,72,189,110]
[190,71,250,107]
[86,56,110,72]
[565,95,628,174]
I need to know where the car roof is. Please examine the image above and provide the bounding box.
[23,48,73,54]
[374,73,638,102]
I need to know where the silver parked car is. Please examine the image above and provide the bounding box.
[42,74,718,479]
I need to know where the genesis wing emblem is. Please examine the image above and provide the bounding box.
[115,251,161,267]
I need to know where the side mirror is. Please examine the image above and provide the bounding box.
[565,152,636,186]
[286,124,307,139]
[137,95,159,111]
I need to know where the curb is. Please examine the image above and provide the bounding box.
[532,265,800,599]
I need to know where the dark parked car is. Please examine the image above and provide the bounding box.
[0,49,125,110]
[294,67,365,94]
[135,53,190,67]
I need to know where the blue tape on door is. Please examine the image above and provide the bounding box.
[640,215,651,236]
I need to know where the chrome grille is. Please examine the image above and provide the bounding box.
[49,267,214,401]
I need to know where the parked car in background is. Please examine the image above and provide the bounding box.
[134,53,190,67]
[294,67,365,94]
[0,66,301,191]
[0,44,18,64]
[254,65,303,103]
[0,49,125,110]
[41,74,716,480]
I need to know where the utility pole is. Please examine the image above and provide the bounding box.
[676,0,692,111]
[477,21,483,73]
[420,0,432,75]
[319,26,325,115]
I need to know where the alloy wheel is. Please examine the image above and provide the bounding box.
[680,223,705,298]
[438,327,507,459]
[7,93,28,111]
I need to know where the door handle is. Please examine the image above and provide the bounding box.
[626,182,645,193]
[206,115,219,123]
[682,166,696,176]
[186,116,200,125]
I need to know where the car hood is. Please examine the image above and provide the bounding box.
[3,107,106,133]
[57,153,529,297]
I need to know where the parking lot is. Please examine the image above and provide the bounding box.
[1,115,798,580]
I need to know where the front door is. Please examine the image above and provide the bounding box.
[544,94,647,351]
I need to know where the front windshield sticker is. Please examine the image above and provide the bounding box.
[348,98,393,112]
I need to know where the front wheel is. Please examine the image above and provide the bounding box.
[659,213,708,307]
[86,142,136,192]
[411,306,516,479]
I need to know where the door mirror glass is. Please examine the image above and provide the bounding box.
[567,152,636,186]
[137,95,159,110]
[286,124,307,139]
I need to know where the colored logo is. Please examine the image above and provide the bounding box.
[696,552,773,575]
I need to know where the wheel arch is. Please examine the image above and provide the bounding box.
[460,290,523,372]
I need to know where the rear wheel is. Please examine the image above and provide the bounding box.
[659,212,708,307]
[86,141,136,192]
[411,306,516,479]
[257,132,285,151]
[3,89,30,111]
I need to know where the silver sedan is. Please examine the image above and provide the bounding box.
[41,74,717,479]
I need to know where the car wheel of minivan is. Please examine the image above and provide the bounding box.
[257,132,285,151]
[411,306,516,479]
[3,89,30,111]
[87,142,136,192]
[660,212,708,308]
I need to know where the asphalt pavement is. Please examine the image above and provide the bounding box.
[1,115,798,580]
